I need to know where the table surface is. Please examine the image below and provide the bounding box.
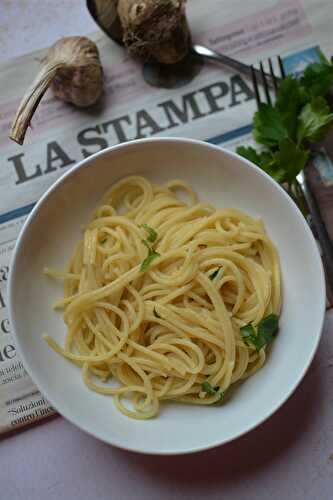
[1,2,333,500]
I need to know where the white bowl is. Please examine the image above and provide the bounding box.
[8,138,325,455]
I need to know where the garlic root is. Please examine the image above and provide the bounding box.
[117,0,190,64]
[10,36,103,145]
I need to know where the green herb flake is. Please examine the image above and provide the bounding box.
[209,267,222,280]
[142,223,158,243]
[257,313,279,343]
[240,314,279,352]
[202,381,219,395]
[100,239,107,245]
[202,381,217,395]
[142,239,150,250]
[240,324,256,339]
[140,245,160,272]
[202,381,225,403]
[218,391,225,402]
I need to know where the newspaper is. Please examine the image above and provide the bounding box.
[0,0,332,433]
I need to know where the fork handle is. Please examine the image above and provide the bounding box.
[298,173,333,292]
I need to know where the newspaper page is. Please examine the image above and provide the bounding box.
[0,0,332,433]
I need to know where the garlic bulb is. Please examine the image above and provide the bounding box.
[10,36,103,145]
[117,0,190,64]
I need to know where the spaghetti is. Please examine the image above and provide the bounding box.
[44,175,281,419]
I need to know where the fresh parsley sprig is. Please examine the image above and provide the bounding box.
[237,52,333,209]
[240,314,279,351]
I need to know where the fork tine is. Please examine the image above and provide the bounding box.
[268,58,279,95]
[277,55,286,80]
[251,65,261,108]
[260,61,271,105]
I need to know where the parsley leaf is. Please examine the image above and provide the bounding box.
[251,75,308,147]
[319,51,330,65]
[140,248,160,272]
[100,239,107,245]
[209,267,222,280]
[237,146,264,166]
[237,146,274,172]
[142,223,157,243]
[240,324,266,351]
[257,314,279,343]
[300,59,333,98]
[238,139,308,185]
[239,324,261,348]
[142,239,150,250]
[271,138,309,184]
[140,240,160,272]
[276,76,305,140]
[240,314,279,351]
[253,104,289,147]
[297,96,333,143]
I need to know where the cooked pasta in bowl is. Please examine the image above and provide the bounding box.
[8,138,325,453]
[44,176,281,420]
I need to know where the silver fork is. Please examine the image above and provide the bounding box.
[252,59,333,292]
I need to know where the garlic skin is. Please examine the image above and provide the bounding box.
[117,0,190,65]
[10,36,103,145]
[49,37,103,107]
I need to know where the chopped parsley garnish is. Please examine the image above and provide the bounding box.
[202,381,225,402]
[140,225,160,272]
[142,239,150,250]
[209,267,222,280]
[100,239,107,245]
[202,381,217,395]
[142,223,157,243]
[140,239,160,272]
[240,314,279,351]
